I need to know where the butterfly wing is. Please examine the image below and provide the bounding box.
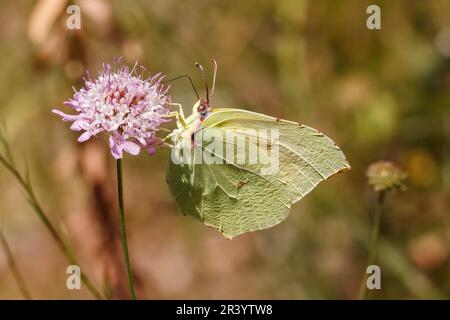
[166,108,350,239]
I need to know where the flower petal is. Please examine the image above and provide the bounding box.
[70,119,88,131]
[63,99,79,109]
[77,131,92,143]
[123,141,141,156]
[146,145,156,156]
[109,136,123,159]
[52,109,78,122]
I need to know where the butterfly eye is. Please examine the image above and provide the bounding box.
[197,105,206,112]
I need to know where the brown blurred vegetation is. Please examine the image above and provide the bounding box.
[0,0,449,299]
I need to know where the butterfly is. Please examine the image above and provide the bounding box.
[165,60,350,239]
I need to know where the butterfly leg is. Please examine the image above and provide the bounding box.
[151,136,174,148]
[164,103,187,128]
[170,103,185,120]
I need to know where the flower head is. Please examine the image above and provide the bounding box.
[367,160,407,192]
[53,61,170,159]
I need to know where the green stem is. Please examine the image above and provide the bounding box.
[116,159,137,300]
[0,231,32,299]
[0,154,103,299]
[358,191,385,300]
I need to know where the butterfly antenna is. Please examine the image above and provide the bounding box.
[195,62,209,102]
[162,74,200,100]
[210,59,218,98]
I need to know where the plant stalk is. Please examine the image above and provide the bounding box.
[358,191,385,300]
[0,154,103,299]
[0,231,32,299]
[116,159,137,300]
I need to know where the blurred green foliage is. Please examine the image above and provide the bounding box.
[0,0,449,299]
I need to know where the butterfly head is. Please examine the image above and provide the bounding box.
[196,98,211,121]
[193,59,217,121]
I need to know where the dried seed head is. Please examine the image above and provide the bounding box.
[367,160,407,192]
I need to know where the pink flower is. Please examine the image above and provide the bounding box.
[53,61,170,159]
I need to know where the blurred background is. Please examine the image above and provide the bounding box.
[0,0,449,299]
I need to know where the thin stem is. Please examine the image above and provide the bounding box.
[116,159,137,300]
[0,154,103,299]
[0,231,32,299]
[358,191,386,300]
